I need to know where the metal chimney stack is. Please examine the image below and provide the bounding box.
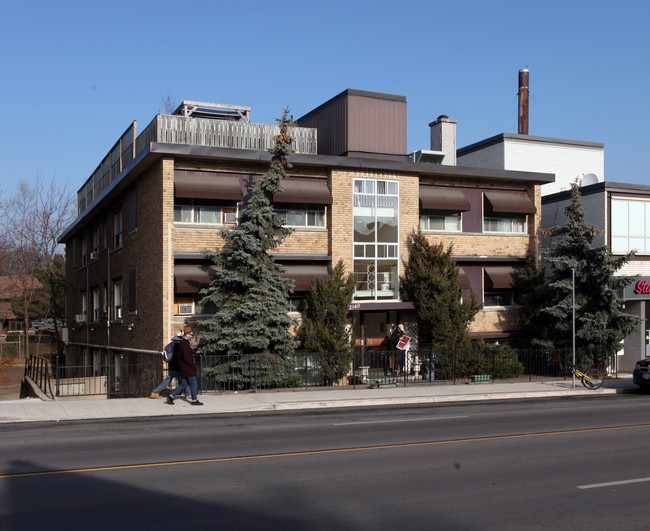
[518,68,529,135]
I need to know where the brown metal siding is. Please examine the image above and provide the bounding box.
[298,96,348,156]
[347,94,407,155]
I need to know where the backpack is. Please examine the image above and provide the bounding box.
[163,341,178,362]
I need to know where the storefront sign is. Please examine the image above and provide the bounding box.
[634,279,650,294]
[623,277,650,300]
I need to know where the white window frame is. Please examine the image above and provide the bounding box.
[611,197,650,254]
[174,199,238,225]
[420,210,462,232]
[483,215,527,234]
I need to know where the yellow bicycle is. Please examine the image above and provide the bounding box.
[572,366,604,389]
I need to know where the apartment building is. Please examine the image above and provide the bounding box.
[58,89,553,375]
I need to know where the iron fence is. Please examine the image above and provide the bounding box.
[24,347,618,399]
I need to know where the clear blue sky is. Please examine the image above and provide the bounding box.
[1,0,649,196]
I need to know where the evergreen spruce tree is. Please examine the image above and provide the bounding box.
[298,260,356,383]
[198,108,297,356]
[541,182,639,365]
[513,257,553,348]
[400,230,480,349]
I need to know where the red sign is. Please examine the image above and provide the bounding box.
[634,280,650,294]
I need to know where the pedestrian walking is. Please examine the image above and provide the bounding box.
[389,324,405,374]
[166,326,203,406]
[150,331,190,399]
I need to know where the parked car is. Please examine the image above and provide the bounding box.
[633,359,650,388]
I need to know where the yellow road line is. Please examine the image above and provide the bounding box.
[3,423,650,480]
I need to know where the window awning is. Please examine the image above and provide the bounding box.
[419,186,470,211]
[174,264,220,293]
[174,171,243,200]
[273,179,332,204]
[484,267,516,289]
[484,191,536,214]
[458,267,471,290]
[174,264,329,293]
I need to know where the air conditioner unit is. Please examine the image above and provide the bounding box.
[75,314,86,323]
[90,251,99,261]
[178,304,194,315]
[115,306,122,319]
[223,212,237,224]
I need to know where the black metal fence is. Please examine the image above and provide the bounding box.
[27,347,618,399]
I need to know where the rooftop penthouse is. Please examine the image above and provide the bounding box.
[76,101,318,215]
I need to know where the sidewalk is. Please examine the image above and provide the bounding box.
[0,376,637,424]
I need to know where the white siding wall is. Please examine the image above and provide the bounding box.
[504,140,604,196]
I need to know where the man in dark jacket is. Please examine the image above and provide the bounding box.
[166,326,203,406]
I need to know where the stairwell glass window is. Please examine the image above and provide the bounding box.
[353,179,399,301]
[612,198,650,254]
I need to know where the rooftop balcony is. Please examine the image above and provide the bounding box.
[77,102,318,215]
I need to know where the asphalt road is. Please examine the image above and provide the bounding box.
[2,395,650,530]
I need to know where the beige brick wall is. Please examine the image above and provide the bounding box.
[470,308,522,334]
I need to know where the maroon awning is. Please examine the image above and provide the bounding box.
[484,191,536,214]
[419,186,470,211]
[174,264,220,293]
[174,264,329,293]
[458,267,471,290]
[484,267,516,289]
[174,171,243,200]
[273,179,332,204]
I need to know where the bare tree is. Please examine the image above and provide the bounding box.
[0,177,75,358]
[160,93,177,114]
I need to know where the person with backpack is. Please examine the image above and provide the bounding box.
[149,331,190,399]
[166,326,203,406]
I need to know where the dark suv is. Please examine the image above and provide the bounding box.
[633,359,650,388]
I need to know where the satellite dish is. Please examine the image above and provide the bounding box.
[580,173,599,187]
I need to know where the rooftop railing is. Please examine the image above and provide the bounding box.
[77,115,318,215]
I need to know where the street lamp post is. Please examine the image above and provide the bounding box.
[572,267,576,389]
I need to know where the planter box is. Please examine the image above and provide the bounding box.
[377,378,398,388]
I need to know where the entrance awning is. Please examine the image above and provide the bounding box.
[419,186,470,211]
[484,191,536,214]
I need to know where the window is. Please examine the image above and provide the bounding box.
[353,179,399,301]
[612,198,650,254]
[420,210,462,231]
[92,227,100,253]
[92,287,100,321]
[174,199,238,225]
[81,236,88,266]
[483,267,517,307]
[483,191,533,234]
[483,291,514,307]
[81,291,87,321]
[277,204,326,227]
[484,215,526,233]
[113,279,123,320]
[114,210,123,248]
